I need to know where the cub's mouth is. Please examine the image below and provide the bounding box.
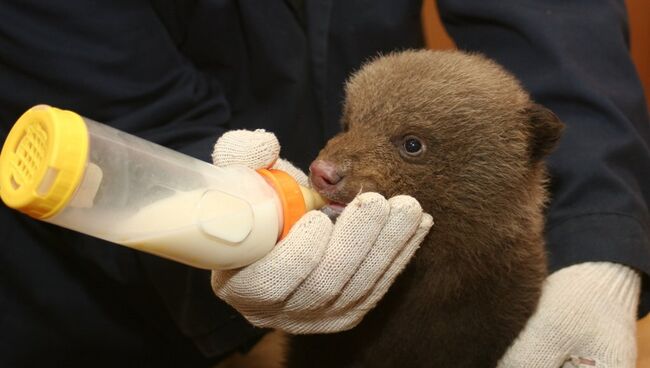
[320,200,347,220]
[309,159,364,221]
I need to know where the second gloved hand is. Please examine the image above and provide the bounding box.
[497,262,640,368]
[210,130,433,334]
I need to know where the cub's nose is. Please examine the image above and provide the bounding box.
[309,160,343,192]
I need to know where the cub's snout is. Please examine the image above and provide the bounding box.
[309,160,343,194]
[308,159,352,219]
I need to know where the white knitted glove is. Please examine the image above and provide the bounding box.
[211,129,309,186]
[210,130,434,334]
[498,262,641,368]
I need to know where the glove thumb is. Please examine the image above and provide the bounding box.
[212,129,280,169]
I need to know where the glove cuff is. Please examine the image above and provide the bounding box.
[548,262,641,314]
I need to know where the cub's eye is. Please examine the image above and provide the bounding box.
[401,135,425,157]
[404,138,422,153]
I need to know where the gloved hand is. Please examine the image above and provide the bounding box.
[210,129,434,334]
[498,262,641,368]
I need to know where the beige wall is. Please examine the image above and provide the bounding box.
[627,0,650,106]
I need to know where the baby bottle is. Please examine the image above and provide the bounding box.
[0,105,326,269]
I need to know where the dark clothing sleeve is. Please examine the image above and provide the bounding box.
[437,0,650,316]
[0,1,264,366]
[0,0,229,160]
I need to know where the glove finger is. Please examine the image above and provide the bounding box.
[272,158,310,187]
[286,192,390,312]
[562,355,633,368]
[212,129,280,169]
[569,335,637,368]
[246,304,362,334]
[329,195,424,312]
[347,213,433,316]
[212,211,332,306]
[498,342,570,368]
[261,311,350,334]
[560,357,601,368]
[267,214,431,335]
[496,309,573,368]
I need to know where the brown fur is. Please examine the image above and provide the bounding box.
[286,50,563,367]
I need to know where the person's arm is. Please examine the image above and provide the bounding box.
[0,0,263,360]
[436,0,650,365]
[0,0,229,161]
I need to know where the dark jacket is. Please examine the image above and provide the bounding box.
[1,0,648,366]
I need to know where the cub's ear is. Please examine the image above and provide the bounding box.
[525,103,564,163]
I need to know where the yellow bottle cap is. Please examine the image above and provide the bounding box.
[0,105,89,219]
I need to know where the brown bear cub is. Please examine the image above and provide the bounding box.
[287,50,563,368]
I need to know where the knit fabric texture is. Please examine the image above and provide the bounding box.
[210,129,432,333]
[498,262,641,368]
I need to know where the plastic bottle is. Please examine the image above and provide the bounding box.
[0,105,326,269]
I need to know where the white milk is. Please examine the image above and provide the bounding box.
[116,189,282,269]
[1,106,326,271]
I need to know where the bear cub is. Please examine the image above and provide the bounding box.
[287,50,563,368]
